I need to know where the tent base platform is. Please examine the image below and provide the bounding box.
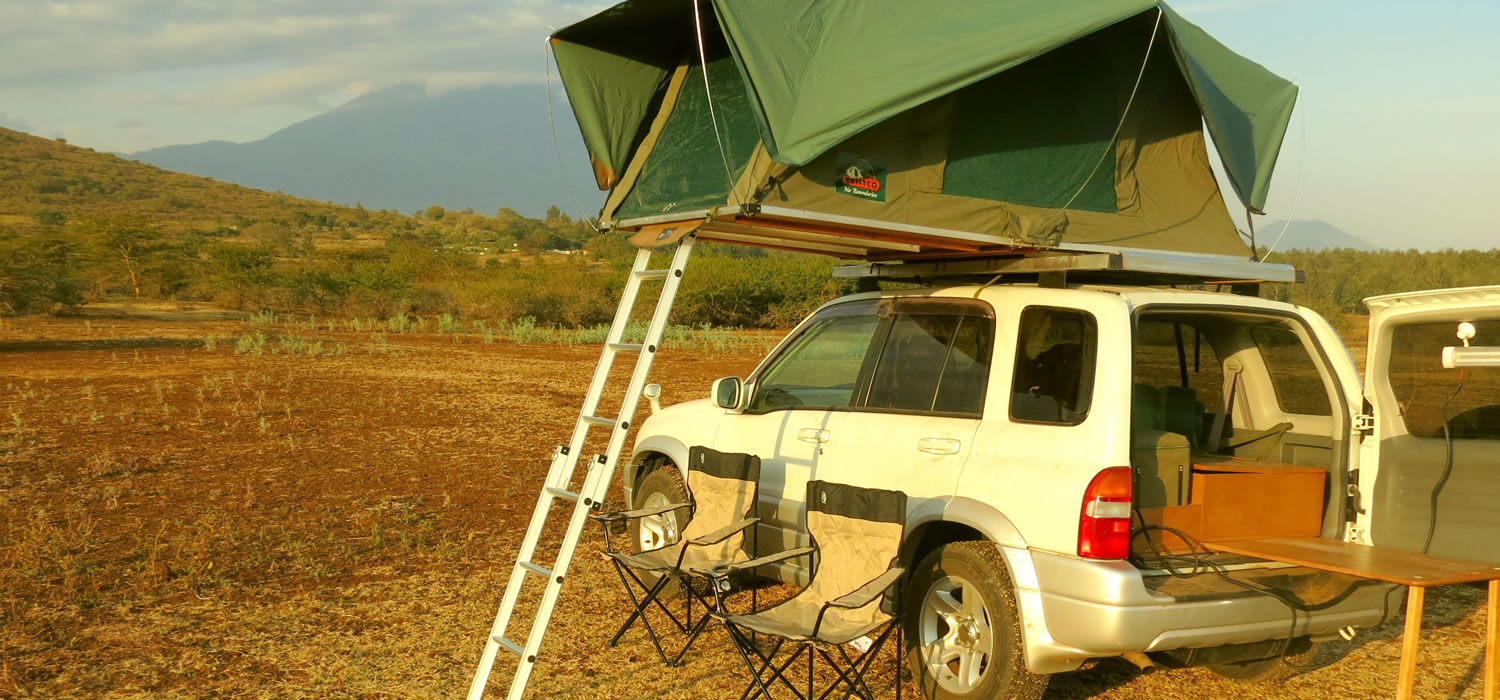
[615,206,1298,286]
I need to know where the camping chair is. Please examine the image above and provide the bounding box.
[590,446,760,666]
[699,481,907,700]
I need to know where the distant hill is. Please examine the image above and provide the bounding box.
[0,126,375,235]
[1257,219,1378,251]
[128,83,601,219]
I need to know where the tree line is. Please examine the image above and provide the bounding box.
[1,205,1493,330]
[0,205,851,328]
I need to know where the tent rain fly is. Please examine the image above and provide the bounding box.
[550,0,1298,261]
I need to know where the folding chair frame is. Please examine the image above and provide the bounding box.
[702,548,907,700]
[592,501,760,666]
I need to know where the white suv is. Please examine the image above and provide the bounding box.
[626,282,1500,698]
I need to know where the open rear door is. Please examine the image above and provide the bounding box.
[1362,286,1500,562]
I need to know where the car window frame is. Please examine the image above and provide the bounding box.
[744,297,995,418]
[743,299,887,415]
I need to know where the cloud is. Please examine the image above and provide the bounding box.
[0,0,599,111]
[115,117,143,129]
[0,110,36,132]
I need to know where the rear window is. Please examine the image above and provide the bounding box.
[1251,326,1333,416]
[1011,306,1097,425]
[1388,321,1500,439]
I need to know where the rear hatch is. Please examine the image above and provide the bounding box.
[1358,286,1500,561]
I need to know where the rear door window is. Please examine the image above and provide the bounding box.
[863,301,994,416]
[1011,306,1097,424]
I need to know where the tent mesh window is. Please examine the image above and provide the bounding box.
[616,53,760,219]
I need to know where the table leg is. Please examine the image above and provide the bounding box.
[1398,586,1425,700]
[1486,579,1498,700]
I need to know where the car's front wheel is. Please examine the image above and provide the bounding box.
[628,467,690,554]
[904,541,1048,700]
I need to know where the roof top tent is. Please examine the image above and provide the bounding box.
[550,0,1299,283]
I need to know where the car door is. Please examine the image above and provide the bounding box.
[818,298,992,507]
[1359,286,1500,561]
[713,299,885,579]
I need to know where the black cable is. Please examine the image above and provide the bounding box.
[1130,513,1349,672]
[1422,380,1465,554]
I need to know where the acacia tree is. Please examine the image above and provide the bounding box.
[77,216,160,298]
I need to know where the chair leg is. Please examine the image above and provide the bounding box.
[607,563,691,666]
[815,622,897,700]
[724,621,786,700]
[724,621,815,700]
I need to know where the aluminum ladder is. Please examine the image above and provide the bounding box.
[467,235,696,699]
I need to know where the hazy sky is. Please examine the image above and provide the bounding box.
[1,0,1496,250]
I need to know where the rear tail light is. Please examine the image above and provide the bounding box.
[1078,467,1133,560]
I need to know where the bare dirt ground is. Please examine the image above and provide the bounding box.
[0,311,1492,698]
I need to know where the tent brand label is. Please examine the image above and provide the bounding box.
[835,155,886,202]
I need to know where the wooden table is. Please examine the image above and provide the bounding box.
[1203,537,1500,700]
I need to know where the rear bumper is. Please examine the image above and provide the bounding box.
[1000,546,1402,674]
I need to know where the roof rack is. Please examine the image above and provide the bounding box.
[832,250,1301,286]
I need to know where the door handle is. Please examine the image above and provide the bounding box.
[917,437,961,455]
[797,428,830,444]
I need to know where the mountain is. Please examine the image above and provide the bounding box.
[128,83,601,219]
[1256,220,1379,251]
[0,126,376,235]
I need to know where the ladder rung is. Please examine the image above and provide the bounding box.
[607,342,643,353]
[632,268,671,281]
[493,636,524,656]
[519,561,553,579]
[581,414,617,428]
[544,487,579,503]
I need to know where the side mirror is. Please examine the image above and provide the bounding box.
[712,376,744,410]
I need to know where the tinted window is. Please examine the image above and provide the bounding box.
[1251,327,1332,416]
[1011,307,1097,424]
[1388,321,1500,439]
[750,303,881,411]
[865,306,993,415]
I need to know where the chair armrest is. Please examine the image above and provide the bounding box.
[588,501,689,523]
[691,546,815,580]
[687,517,760,547]
[826,567,906,610]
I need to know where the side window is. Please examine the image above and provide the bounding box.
[750,302,882,411]
[864,303,994,415]
[1388,322,1500,439]
[1250,326,1332,416]
[1011,307,1097,424]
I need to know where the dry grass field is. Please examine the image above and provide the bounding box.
[0,308,1493,698]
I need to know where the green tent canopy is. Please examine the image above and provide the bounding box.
[551,0,1297,260]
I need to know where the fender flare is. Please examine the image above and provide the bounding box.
[903,495,1028,558]
[627,435,691,506]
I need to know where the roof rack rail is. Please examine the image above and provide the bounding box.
[832,250,1301,286]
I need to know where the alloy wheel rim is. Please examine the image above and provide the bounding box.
[636,492,680,551]
[919,574,994,693]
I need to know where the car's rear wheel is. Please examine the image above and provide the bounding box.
[905,541,1048,700]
